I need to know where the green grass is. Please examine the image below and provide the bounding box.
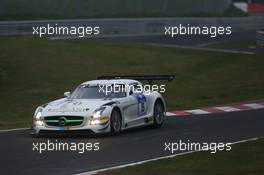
[0,36,264,129]
[0,68,4,85]
[98,138,264,175]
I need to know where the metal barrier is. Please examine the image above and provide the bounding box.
[257,29,264,47]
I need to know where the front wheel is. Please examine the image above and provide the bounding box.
[153,101,165,128]
[110,109,122,135]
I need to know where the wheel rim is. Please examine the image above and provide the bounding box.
[155,103,164,124]
[112,111,121,132]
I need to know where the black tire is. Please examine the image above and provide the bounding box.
[153,100,165,128]
[110,109,122,135]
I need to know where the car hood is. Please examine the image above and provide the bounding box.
[42,98,114,117]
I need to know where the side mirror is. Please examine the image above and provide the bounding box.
[64,91,71,98]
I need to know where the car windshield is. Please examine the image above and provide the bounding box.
[70,84,126,99]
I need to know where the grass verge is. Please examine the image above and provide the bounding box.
[0,36,264,128]
[97,138,264,175]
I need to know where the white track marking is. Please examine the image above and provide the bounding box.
[147,43,255,55]
[0,128,28,133]
[75,137,260,175]
[196,41,223,47]
[215,106,241,112]
[233,2,248,12]
[244,103,264,109]
[166,112,177,116]
[186,109,210,115]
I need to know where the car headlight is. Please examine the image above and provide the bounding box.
[88,107,109,125]
[34,107,43,119]
[92,107,106,118]
[33,107,44,126]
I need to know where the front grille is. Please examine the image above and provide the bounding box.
[44,116,84,127]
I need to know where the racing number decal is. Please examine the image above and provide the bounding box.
[136,93,147,117]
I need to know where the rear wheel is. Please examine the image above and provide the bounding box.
[153,100,165,128]
[110,109,122,135]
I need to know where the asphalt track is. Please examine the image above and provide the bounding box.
[0,109,264,175]
[95,31,254,46]
[91,31,264,54]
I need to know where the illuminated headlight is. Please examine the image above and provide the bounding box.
[87,107,109,125]
[90,119,100,125]
[35,119,44,126]
[33,107,44,126]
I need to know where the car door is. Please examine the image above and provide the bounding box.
[122,83,149,123]
[121,85,138,123]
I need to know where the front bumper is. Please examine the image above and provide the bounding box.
[32,119,110,136]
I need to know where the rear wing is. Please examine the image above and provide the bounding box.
[97,75,175,84]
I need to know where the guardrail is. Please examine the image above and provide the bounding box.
[257,29,264,47]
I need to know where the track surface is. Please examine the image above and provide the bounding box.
[93,31,264,54]
[96,32,253,46]
[0,109,264,175]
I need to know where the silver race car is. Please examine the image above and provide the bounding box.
[31,75,175,136]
